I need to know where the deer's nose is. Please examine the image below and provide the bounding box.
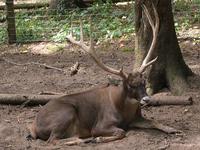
[140,96,150,105]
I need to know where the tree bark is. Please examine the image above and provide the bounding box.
[134,0,193,95]
[6,0,16,44]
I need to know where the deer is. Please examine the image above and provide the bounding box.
[27,2,180,145]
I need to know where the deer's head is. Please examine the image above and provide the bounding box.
[67,2,159,105]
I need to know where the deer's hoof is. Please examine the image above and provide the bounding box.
[166,128,182,134]
[91,137,103,143]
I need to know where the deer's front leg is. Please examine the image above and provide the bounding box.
[129,117,181,134]
[91,126,126,143]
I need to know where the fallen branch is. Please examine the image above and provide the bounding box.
[148,95,193,106]
[0,94,62,106]
[0,2,49,10]
[0,94,193,107]
[2,57,80,75]
[2,57,65,72]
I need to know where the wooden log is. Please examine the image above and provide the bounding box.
[0,94,62,106]
[0,2,49,10]
[148,95,193,106]
[0,94,193,107]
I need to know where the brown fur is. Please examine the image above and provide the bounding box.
[28,73,180,145]
[27,1,183,145]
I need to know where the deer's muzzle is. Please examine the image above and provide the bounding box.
[140,96,150,105]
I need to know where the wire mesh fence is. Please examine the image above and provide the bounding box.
[0,1,199,44]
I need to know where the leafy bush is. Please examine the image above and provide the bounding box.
[0,1,198,43]
[0,27,6,44]
[12,3,135,43]
[173,0,200,31]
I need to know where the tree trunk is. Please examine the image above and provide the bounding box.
[134,0,193,95]
[6,0,16,44]
[49,0,87,12]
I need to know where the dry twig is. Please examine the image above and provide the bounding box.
[70,62,80,76]
[2,57,65,72]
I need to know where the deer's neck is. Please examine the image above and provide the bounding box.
[108,84,128,111]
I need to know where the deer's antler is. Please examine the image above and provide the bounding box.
[67,19,128,79]
[138,1,159,73]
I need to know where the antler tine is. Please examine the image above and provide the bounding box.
[89,16,94,50]
[153,2,159,36]
[88,17,127,79]
[142,4,154,32]
[80,19,84,43]
[67,18,128,79]
[139,1,159,73]
[67,19,90,52]
[70,18,73,37]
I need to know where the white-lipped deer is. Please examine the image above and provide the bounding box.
[27,2,180,145]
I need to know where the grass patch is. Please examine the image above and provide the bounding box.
[0,1,199,43]
[12,3,135,43]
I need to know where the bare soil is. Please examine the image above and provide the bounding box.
[0,32,200,150]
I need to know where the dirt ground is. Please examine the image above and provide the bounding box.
[0,28,200,150]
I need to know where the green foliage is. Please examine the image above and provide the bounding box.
[57,0,68,13]
[0,1,198,43]
[0,10,6,44]
[55,0,76,14]
[4,3,135,43]
[173,0,191,11]
[16,18,42,42]
[0,27,6,44]
[174,0,200,11]
[175,17,190,31]
[173,0,200,31]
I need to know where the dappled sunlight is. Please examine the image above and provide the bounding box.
[189,64,200,69]
[178,26,200,39]
[0,42,70,55]
[28,42,67,55]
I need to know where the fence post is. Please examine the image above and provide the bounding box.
[6,0,16,44]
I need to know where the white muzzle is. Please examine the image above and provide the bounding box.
[140,96,150,105]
